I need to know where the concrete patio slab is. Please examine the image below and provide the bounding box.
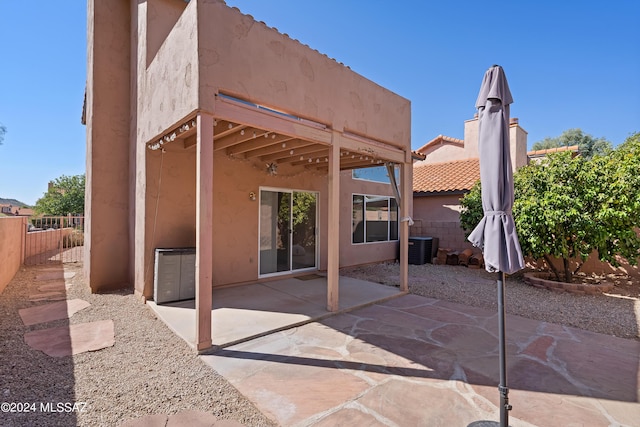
[148,276,403,349]
[23,319,115,357]
[201,294,640,426]
[18,298,90,326]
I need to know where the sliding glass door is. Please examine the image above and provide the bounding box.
[259,189,317,276]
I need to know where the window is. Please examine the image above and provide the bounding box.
[352,165,399,184]
[352,194,398,244]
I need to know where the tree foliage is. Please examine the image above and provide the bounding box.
[592,132,640,264]
[35,174,85,216]
[0,123,6,145]
[460,135,640,283]
[531,128,612,159]
[513,152,599,281]
[459,181,483,238]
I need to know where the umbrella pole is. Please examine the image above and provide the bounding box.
[498,270,511,426]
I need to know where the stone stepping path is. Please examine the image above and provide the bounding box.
[27,281,71,302]
[24,319,115,357]
[19,299,91,326]
[37,281,69,292]
[34,271,76,281]
[20,268,116,358]
[28,291,68,302]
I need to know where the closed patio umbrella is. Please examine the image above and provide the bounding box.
[468,65,525,427]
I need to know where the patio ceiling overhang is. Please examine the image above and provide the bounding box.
[147,94,407,171]
[146,97,412,352]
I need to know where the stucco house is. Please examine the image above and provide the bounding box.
[411,116,527,251]
[527,144,580,163]
[0,204,35,217]
[84,0,413,349]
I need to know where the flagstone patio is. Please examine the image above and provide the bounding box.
[201,294,640,426]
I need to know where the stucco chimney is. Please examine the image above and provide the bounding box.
[463,116,479,158]
[464,115,527,173]
[509,118,528,172]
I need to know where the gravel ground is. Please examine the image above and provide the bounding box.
[0,264,276,427]
[341,262,640,341]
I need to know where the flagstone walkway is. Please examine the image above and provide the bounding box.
[18,266,115,357]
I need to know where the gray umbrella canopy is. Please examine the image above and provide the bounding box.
[467,65,525,427]
[468,65,524,274]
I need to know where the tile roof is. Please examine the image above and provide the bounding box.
[415,135,465,154]
[413,158,480,194]
[527,144,579,157]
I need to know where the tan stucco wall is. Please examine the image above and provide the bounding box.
[140,145,324,295]
[85,0,132,292]
[415,142,466,164]
[197,0,410,147]
[139,145,197,297]
[145,0,185,67]
[137,146,404,295]
[339,172,400,266]
[138,0,198,144]
[89,0,412,294]
[210,154,326,287]
[0,217,24,293]
[412,194,472,251]
[413,194,464,223]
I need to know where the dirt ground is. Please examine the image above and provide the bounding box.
[589,273,640,298]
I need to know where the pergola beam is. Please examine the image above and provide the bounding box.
[226,133,293,156]
[215,95,332,145]
[261,142,322,162]
[339,133,405,164]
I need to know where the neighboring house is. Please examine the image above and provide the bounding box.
[411,116,528,251]
[527,144,580,163]
[85,0,413,349]
[412,159,480,250]
[0,204,34,217]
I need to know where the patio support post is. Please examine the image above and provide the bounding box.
[195,113,213,351]
[327,133,340,312]
[399,160,410,292]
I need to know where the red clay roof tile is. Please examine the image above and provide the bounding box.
[413,158,480,193]
[415,135,465,154]
[526,144,579,157]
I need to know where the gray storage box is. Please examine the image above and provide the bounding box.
[153,248,196,304]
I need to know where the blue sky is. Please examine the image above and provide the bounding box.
[1,1,638,206]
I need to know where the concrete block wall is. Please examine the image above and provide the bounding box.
[410,220,473,252]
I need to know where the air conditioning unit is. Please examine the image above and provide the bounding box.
[407,237,439,265]
[153,248,196,304]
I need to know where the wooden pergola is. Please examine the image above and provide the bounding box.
[152,93,412,351]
